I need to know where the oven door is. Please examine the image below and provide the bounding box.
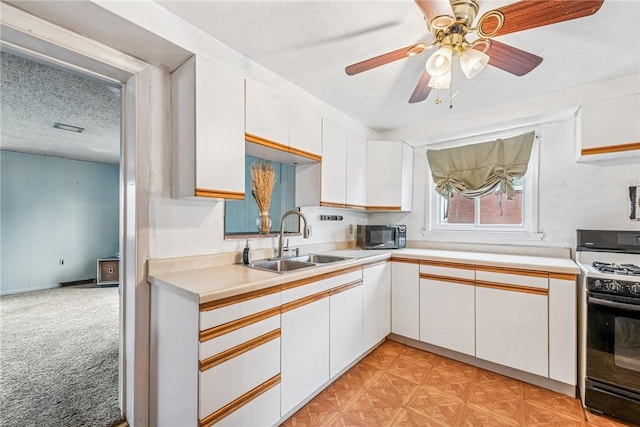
[586,292,640,423]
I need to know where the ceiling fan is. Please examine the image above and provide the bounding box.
[345,0,605,104]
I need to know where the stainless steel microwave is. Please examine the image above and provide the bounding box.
[357,225,406,249]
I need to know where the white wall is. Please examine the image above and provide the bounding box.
[0,151,119,294]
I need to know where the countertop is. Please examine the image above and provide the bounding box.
[148,248,580,305]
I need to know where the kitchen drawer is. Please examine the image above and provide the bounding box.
[281,268,362,303]
[208,381,281,427]
[199,332,280,420]
[420,261,475,281]
[200,291,281,331]
[199,314,280,360]
[475,266,548,289]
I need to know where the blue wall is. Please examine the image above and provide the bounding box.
[1,151,119,294]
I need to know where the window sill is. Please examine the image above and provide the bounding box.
[421,230,544,245]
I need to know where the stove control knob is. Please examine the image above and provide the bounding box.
[593,279,603,289]
[607,281,622,292]
[630,284,640,295]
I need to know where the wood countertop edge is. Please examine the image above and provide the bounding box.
[148,249,580,305]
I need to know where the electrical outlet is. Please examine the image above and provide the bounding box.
[348,224,354,236]
[59,259,64,265]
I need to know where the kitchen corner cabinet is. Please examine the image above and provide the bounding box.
[419,262,475,356]
[475,267,548,377]
[579,93,640,162]
[290,102,322,158]
[367,140,413,211]
[320,120,348,207]
[245,78,290,147]
[363,261,391,350]
[171,55,245,200]
[346,133,367,209]
[391,259,420,340]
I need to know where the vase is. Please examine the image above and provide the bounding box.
[256,211,272,234]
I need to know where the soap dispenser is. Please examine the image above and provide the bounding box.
[242,240,251,265]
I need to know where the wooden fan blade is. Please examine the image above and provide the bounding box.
[478,39,543,76]
[480,0,604,37]
[345,44,425,75]
[414,0,454,23]
[409,71,432,103]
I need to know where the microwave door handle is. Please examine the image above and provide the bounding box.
[588,296,640,313]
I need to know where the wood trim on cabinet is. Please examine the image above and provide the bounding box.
[343,203,367,210]
[549,272,577,281]
[391,257,421,265]
[199,329,280,372]
[329,280,363,296]
[419,273,475,286]
[281,290,331,313]
[279,265,362,291]
[194,188,245,200]
[199,306,281,343]
[475,280,548,296]
[475,264,548,279]
[361,259,390,269]
[199,285,281,312]
[581,142,640,156]
[420,260,475,270]
[246,133,322,162]
[319,201,346,209]
[199,374,281,427]
[365,205,402,211]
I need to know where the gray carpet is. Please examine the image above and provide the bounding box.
[0,285,124,427]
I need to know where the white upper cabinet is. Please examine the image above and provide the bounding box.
[290,102,322,158]
[245,78,289,146]
[579,93,640,162]
[320,120,348,207]
[367,140,413,211]
[171,55,245,200]
[346,133,367,209]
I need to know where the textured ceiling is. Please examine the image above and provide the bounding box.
[155,0,640,133]
[0,51,121,165]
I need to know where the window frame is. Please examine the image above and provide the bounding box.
[426,129,541,239]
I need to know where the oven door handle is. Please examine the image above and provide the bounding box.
[588,296,640,312]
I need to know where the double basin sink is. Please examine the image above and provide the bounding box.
[248,254,352,274]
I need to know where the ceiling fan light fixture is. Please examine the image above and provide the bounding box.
[428,69,451,90]
[425,46,453,77]
[458,47,490,79]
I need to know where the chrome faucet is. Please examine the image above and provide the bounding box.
[277,210,310,258]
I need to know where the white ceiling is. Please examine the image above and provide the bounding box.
[0,51,122,165]
[155,0,640,132]
[1,0,638,165]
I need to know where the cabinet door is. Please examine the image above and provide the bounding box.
[363,262,391,350]
[391,261,420,340]
[281,297,330,416]
[549,275,577,385]
[321,120,347,206]
[330,284,363,377]
[420,278,475,355]
[476,286,548,377]
[366,140,413,210]
[290,102,322,157]
[346,132,367,208]
[245,78,289,145]
[172,56,245,199]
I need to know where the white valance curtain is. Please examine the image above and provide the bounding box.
[426,131,535,217]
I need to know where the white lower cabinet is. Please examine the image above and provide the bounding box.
[419,278,475,356]
[363,262,391,350]
[475,286,548,377]
[549,274,577,385]
[280,297,330,416]
[391,260,420,340]
[330,283,364,377]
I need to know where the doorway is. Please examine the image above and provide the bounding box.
[0,49,124,425]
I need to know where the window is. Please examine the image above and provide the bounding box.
[428,131,539,237]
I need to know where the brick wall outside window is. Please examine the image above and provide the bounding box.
[446,190,523,225]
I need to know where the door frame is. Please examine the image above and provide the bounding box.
[1,3,152,424]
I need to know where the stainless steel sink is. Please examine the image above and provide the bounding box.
[248,259,316,273]
[247,254,352,274]
[291,254,352,264]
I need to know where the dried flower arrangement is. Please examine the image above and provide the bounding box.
[250,160,276,234]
